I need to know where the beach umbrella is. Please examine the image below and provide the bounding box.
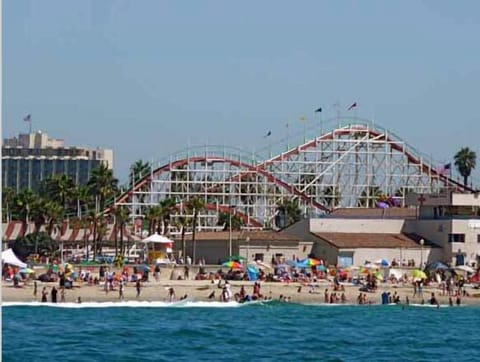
[455,265,475,273]
[138,265,150,272]
[425,261,449,272]
[19,268,35,274]
[374,259,390,267]
[222,261,243,269]
[316,265,327,272]
[412,269,427,280]
[296,258,321,268]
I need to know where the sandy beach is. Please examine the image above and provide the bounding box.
[3,274,480,306]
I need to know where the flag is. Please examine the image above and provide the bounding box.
[23,114,31,122]
[347,102,357,111]
[315,107,322,113]
[264,131,272,138]
[438,163,451,175]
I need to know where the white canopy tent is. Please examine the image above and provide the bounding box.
[2,248,27,268]
[142,233,175,254]
[141,233,175,244]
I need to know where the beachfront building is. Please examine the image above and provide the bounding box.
[178,231,313,265]
[405,190,480,267]
[283,190,480,268]
[284,210,441,268]
[2,131,113,192]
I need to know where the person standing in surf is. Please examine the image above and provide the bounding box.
[136,279,141,298]
[119,279,125,300]
[41,287,48,302]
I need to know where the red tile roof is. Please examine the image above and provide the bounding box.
[181,231,298,241]
[312,232,431,249]
[329,208,417,219]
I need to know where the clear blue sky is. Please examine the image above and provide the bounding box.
[4,0,480,185]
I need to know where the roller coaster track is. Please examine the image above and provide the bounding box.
[112,120,474,228]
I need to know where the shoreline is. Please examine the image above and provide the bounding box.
[3,279,480,306]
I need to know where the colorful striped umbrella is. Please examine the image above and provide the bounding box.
[222,261,243,269]
[296,258,321,268]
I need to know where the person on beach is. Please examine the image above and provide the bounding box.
[41,287,48,302]
[184,265,189,280]
[33,281,37,298]
[154,264,161,282]
[168,287,176,302]
[136,279,141,297]
[119,279,124,300]
[324,289,329,303]
[51,286,58,303]
[60,288,65,303]
[430,292,438,306]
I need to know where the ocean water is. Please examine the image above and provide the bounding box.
[2,301,479,362]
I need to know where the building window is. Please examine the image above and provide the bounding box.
[477,235,480,243]
[254,253,264,262]
[448,234,465,243]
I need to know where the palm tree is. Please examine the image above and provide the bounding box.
[41,174,75,211]
[186,197,205,264]
[129,160,152,188]
[88,163,119,211]
[13,189,38,237]
[158,198,177,235]
[275,198,302,229]
[2,187,15,222]
[175,215,189,261]
[217,212,244,230]
[88,210,100,260]
[144,205,162,235]
[113,205,130,256]
[454,147,477,187]
[72,185,92,218]
[29,197,47,255]
[44,200,63,239]
[96,216,108,257]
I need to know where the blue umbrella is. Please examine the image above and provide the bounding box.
[138,265,150,272]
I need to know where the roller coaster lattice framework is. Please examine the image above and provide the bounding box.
[113,117,472,231]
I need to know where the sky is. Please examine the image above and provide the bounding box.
[4,0,480,185]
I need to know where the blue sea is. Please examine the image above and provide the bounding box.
[2,301,479,361]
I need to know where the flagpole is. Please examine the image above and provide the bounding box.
[286,123,290,151]
[301,116,306,144]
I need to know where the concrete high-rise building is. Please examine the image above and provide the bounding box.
[2,131,114,192]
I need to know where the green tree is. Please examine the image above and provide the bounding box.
[175,215,189,261]
[13,189,38,236]
[113,205,130,256]
[186,197,205,264]
[144,205,162,235]
[217,212,244,230]
[13,232,59,261]
[88,163,119,211]
[454,147,477,187]
[275,198,302,229]
[2,187,15,222]
[159,198,177,235]
[129,160,152,188]
[41,174,75,211]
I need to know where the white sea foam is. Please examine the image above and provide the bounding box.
[1,300,247,308]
